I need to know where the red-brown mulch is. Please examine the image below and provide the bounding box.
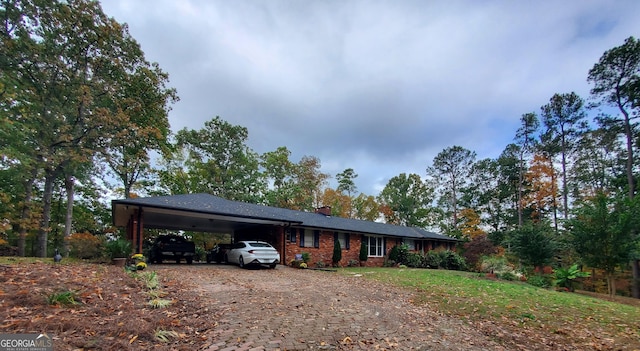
[0,261,218,350]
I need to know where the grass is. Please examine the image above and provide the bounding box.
[47,290,80,306]
[340,267,640,335]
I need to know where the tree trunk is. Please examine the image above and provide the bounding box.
[518,153,524,227]
[632,260,640,299]
[63,175,74,257]
[607,273,616,297]
[17,169,37,257]
[37,171,57,257]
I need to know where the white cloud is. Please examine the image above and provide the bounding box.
[101,0,640,195]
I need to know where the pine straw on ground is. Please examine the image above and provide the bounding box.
[0,261,218,350]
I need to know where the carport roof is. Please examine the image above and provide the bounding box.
[112,193,456,241]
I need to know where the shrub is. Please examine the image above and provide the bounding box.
[479,255,511,273]
[497,271,517,281]
[554,264,590,292]
[424,250,465,270]
[194,246,206,262]
[527,274,552,289]
[301,252,311,263]
[359,239,368,262]
[347,259,359,267]
[424,250,443,269]
[104,238,132,259]
[462,234,498,271]
[383,258,396,267]
[68,232,103,259]
[388,245,400,262]
[439,250,467,271]
[405,252,424,268]
[332,239,342,266]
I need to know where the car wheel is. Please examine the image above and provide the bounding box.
[223,255,228,264]
[239,256,244,268]
[269,263,276,269]
[186,257,193,265]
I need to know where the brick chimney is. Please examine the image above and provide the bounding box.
[315,206,332,216]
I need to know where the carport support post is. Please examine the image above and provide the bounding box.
[126,209,144,255]
[136,208,143,254]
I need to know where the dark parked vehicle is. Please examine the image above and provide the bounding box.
[206,244,232,263]
[149,235,196,264]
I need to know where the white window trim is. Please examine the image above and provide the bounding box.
[368,236,384,257]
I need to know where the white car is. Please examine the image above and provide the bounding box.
[225,241,280,269]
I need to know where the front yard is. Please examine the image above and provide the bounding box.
[340,267,640,350]
[1,258,639,350]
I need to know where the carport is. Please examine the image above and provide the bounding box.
[111,194,302,255]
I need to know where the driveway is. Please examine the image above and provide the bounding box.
[152,264,504,351]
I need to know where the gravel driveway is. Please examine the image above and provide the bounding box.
[154,264,504,351]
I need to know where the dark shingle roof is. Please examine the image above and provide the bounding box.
[112,193,456,242]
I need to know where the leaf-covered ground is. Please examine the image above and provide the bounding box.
[1,260,639,350]
[0,260,219,350]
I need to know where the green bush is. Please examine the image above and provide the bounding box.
[527,274,552,289]
[359,240,368,262]
[554,264,590,292]
[405,252,424,268]
[194,246,206,262]
[497,271,517,281]
[424,250,466,270]
[424,250,443,269]
[440,250,467,271]
[388,245,400,262]
[104,238,132,259]
[301,252,310,263]
[332,239,342,266]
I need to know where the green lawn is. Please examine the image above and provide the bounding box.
[339,267,639,339]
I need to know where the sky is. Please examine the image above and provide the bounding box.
[100,0,640,196]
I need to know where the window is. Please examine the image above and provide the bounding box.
[300,229,320,248]
[368,236,384,257]
[333,232,350,250]
[405,239,414,250]
[288,228,297,243]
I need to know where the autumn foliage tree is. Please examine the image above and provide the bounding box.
[523,153,559,225]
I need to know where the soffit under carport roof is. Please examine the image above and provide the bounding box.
[111,193,302,233]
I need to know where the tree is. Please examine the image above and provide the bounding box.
[427,146,476,233]
[99,63,177,199]
[320,188,350,217]
[523,153,559,224]
[588,36,640,298]
[570,126,624,202]
[352,193,380,221]
[514,113,540,227]
[588,36,640,200]
[459,208,485,239]
[570,193,638,296]
[261,146,298,208]
[336,168,358,217]
[377,173,434,228]
[291,156,329,211]
[1,0,159,256]
[540,92,588,220]
[175,117,265,203]
[509,221,556,269]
